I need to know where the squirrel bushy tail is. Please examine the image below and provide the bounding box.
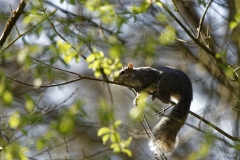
[149,97,192,155]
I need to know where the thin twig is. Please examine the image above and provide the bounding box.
[31,57,80,76]
[9,4,20,36]
[63,135,69,159]
[196,0,213,39]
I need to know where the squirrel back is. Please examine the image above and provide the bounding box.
[114,62,192,156]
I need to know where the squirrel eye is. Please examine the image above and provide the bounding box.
[120,71,125,75]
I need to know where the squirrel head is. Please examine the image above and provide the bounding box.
[113,62,137,84]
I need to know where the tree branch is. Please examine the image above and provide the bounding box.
[0,0,27,47]
[196,0,213,39]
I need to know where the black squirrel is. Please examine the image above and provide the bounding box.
[114,62,192,157]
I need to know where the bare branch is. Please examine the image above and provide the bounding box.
[0,0,27,47]
[197,0,214,39]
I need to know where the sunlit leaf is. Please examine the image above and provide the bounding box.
[59,117,74,134]
[123,148,132,157]
[102,134,110,145]
[114,120,122,128]
[9,111,20,128]
[25,95,34,112]
[3,90,12,105]
[110,143,121,153]
[36,138,45,150]
[86,54,95,63]
[98,127,110,136]
[230,21,238,30]
[110,132,120,143]
[125,137,132,146]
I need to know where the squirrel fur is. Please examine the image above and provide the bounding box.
[114,62,192,156]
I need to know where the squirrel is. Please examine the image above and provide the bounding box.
[114,62,192,157]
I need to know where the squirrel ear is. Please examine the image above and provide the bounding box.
[128,62,133,70]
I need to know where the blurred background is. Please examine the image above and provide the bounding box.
[0,0,240,159]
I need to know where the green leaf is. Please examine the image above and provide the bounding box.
[230,21,238,30]
[159,26,176,45]
[102,134,110,145]
[36,138,45,150]
[98,127,110,136]
[3,90,12,105]
[59,117,74,134]
[94,70,102,77]
[224,66,234,80]
[110,132,120,143]
[9,111,21,128]
[122,148,132,157]
[0,83,5,96]
[110,143,121,153]
[125,137,132,146]
[25,95,34,112]
[114,120,122,128]
[86,54,95,63]
[156,1,163,7]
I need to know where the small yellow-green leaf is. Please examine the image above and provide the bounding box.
[59,117,74,134]
[230,21,238,30]
[102,134,110,144]
[125,136,132,146]
[110,143,121,153]
[36,139,45,150]
[0,83,5,96]
[98,127,110,136]
[94,70,102,77]
[215,53,222,59]
[156,1,163,7]
[123,148,132,157]
[63,54,72,63]
[25,95,34,112]
[9,111,20,128]
[3,90,12,105]
[110,132,120,143]
[114,120,122,128]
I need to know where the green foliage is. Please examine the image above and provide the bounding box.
[17,45,39,70]
[98,120,132,157]
[57,40,79,63]
[187,133,215,160]
[35,131,56,151]
[229,12,240,30]
[4,142,29,160]
[130,0,151,14]
[129,92,148,120]
[9,111,21,128]
[98,99,115,126]
[159,26,176,45]
[51,101,85,135]
[0,70,12,105]
[86,51,122,78]
[85,0,118,25]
